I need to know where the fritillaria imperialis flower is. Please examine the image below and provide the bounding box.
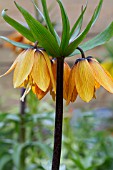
[66,56,113,104]
[0,49,55,101]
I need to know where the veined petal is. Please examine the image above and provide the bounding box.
[31,51,50,92]
[32,84,49,100]
[50,88,56,101]
[71,86,78,102]
[42,51,56,92]
[50,60,57,100]
[63,62,71,100]
[95,80,100,89]
[75,59,95,102]
[66,66,77,105]
[13,49,35,88]
[89,59,113,93]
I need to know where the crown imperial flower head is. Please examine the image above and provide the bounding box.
[0,48,55,101]
[67,56,113,104]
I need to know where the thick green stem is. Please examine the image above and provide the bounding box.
[19,88,26,170]
[52,57,64,170]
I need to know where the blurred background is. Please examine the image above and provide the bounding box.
[0,1,113,170]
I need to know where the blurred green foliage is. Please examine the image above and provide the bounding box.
[62,110,113,170]
[0,92,113,170]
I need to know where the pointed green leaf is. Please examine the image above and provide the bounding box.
[70,22,113,56]
[65,0,103,56]
[105,40,113,57]
[32,0,45,21]
[13,143,30,169]
[32,141,52,158]
[14,2,60,57]
[0,155,12,170]
[70,5,87,42]
[41,0,60,45]
[0,36,33,49]
[2,9,35,42]
[57,0,70,55]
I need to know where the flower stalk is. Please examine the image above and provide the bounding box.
[77,46,85,58]
[52,57,64,170]
[19,88,26,170]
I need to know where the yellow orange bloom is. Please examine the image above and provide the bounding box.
[32,84,50,100]
[66,57,113,104]
[50,59,71,100]
[63,62,71,100]
[0,49,55,101]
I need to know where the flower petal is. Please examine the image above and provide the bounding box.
[89,59,113,93]
[50,88,56,101]
[31,51,50,92]
[63,62,71,100]
[42,51,56,92]
[33,84,49,100]
[95,80,100,89]
[71,86,78,102]
[13,49,35,88]
[66,67,77,105]
[75,59,95,102]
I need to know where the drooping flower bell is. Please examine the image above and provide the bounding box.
[0,48,55,101]
[67,56,113,104]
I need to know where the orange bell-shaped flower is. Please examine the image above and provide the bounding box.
[66,56,113,104]
[0,48,55,101]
